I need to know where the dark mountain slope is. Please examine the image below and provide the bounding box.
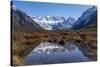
[72,6,97,30]
[11,6,43,32]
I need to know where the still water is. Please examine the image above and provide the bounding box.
[24,42,90,65]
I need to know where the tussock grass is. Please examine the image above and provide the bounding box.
[12,30,97,65]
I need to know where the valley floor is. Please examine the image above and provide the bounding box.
[11,29,97,66]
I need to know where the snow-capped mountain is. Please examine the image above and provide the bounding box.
[60,16,76,29]
[72,6,97,29]
[32,16,75,30]
[32,16,65,30]
[64,16,76,25]
[33,16,65,23]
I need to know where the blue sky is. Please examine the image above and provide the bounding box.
[12,1,94,19]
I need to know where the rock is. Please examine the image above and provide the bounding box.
[58,40,65,46]
[47,38,57,43]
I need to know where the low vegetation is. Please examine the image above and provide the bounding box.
[12,29,97,65]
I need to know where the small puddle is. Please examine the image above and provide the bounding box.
[24,41,90,65]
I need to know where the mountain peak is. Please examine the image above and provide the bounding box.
[62,16,76,25]
[12,5,17,11]
[72,6,97,29]
[67,16,75,23]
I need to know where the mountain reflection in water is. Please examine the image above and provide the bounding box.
[24,42,91,65]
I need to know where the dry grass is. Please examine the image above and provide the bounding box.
[12,30,97,65]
